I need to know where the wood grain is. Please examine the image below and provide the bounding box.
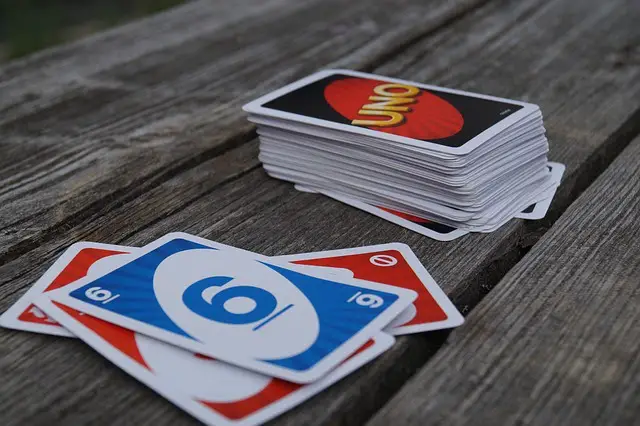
[0,0,638,425]
[367,135,640,426]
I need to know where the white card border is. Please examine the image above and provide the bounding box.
[275,243,463,335]
[243,69,540,155]
[42,232,416,383]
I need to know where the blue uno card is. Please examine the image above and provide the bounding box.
[45,233,416,383]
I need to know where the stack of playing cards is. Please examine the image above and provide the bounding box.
[243,70,565,240]
[0,233,463,426]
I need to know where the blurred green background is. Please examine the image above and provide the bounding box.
[0,0,188,62]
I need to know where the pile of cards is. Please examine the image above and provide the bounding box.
[1,232,463,426]
[243,70,565,240]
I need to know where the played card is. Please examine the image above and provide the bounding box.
[243,69,540,155]
[41,232,416,383]
[0,242,137,337]
[276,243,463,335]
[35,296,393,426]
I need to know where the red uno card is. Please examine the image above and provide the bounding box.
[34,296,393,426]
[0,242,137,336]
[276,243,463,334]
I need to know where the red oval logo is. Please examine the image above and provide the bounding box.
[324,77,464,140]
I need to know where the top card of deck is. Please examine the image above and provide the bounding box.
[43,232,416,383]
[243,69,539,155]
[276,243,463,334]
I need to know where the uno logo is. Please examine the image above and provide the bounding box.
[323,77,464,140]
[350,83,420,128]
[153,249,320,360]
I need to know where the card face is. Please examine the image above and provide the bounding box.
[0,242,136,337]
[43,232,416,383]
[35,297,393,426]
[275,244,463,335]
[243,69,539,155]
[515,162,565,220]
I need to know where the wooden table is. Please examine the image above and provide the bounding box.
[1,0,638,424]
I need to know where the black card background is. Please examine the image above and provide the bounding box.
[263,73,524,148]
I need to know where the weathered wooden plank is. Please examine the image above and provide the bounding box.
[1,0,638,425]
[367,135,640,426]
[0,0,485,254]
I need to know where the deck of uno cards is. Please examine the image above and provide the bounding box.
[244,69,565,238]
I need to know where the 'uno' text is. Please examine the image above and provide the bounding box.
[352,83,420,127]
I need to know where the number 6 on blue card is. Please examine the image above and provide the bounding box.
[44,233,416,383]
